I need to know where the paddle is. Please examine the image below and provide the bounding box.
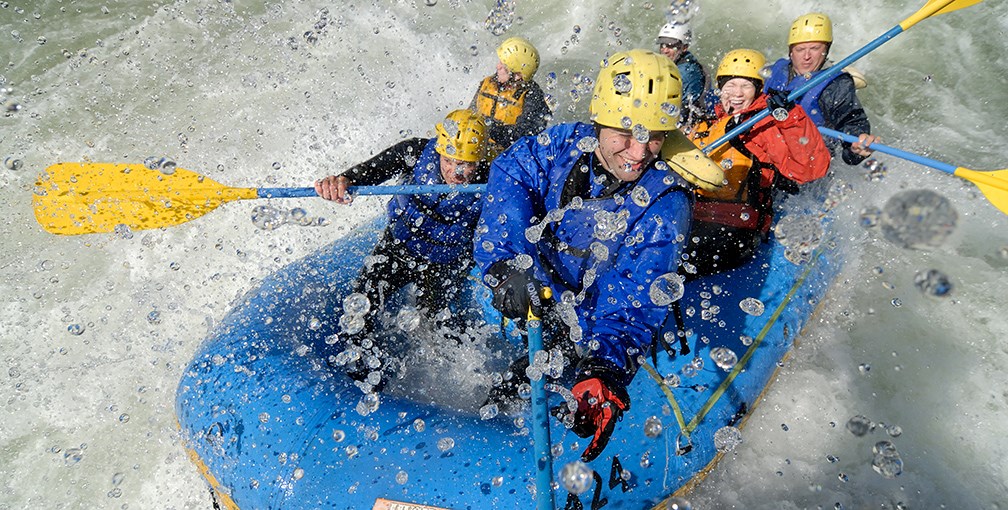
[526,289,555,510]
[818,127,1008,215]
[33,162,487,236]
[702,0,983,155]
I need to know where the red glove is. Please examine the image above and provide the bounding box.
[571,377,630,461]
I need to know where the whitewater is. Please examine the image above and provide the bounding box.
[1,0,1005,508]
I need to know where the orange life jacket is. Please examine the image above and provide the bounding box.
[473,76,527,125]
[689,115,775,232]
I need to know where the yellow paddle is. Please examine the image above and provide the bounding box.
[32,162,486,236]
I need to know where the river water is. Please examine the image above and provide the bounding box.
[1,1,1005,508]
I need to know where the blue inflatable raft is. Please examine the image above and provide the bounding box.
[176,211,840,509]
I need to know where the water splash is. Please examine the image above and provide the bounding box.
[485,0,515,36]
[713,425,742,452]
[774,215,824,264]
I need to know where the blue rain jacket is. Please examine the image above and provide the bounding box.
[474,122,693,385]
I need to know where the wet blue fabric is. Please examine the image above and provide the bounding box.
[764,57,837,126]
[387,139,483,264]
[474,122,693,384]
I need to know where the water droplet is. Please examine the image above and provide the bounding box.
[146,310,161,325]
[576,136,598,152]
[663,497,693,510]
[436,437,455,452]
[3,156,22,170]
[859,206,882,228]
[713,426,742,452]
[862,158,887,182]
[871,440,903,478]
[251,205,287,230]
[118,413,130,423]
[67,323,85,335]
[739,297,765,316]
[663,374,680,388]
[395,306,421,332]
[880,189,958,249]
[332,429,345,442]
[612,74,632,93]
[631,186,651,207]
[308,317,322,330]
[846,415,872,437]
[643,416,663,438]
[342,293,371,316]
[479,403,499,420]
[559,460,593,494]
[710,347,738,371]
[413,418,425,432]
[259,412,270,423]
[63,447,84,465]
[649,272,684,306]
[914,269,952,297]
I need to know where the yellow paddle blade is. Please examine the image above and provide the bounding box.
[955,167,1008,215]
[33,162,258,236]
[903,0,984,29]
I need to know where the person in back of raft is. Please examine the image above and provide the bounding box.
[315,109,489,393]
[656,21,711,129]
[685,49,830,277]
[469,36,552,157]
[764,12,878,165]
[474,49,724,462]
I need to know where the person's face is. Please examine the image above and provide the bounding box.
[594,127,668,182]
[659,41,685,62]
[719,77,758,114]
[440,155,478,185]
[789,41,828,76]
[491,60,516,84]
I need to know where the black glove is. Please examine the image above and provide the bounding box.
[487,261,543,320]
[571,372,630,462]
[766,88,795,121]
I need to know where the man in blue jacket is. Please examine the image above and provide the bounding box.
[475,49,722,461]
[316,109,488,391]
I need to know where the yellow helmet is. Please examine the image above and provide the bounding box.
[789,13,833,46]
[590,49,683,132]
[435,109,487,163]
[715,48,767,84]
[497,37,540,79]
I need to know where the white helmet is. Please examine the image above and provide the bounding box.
[657,23,692,46]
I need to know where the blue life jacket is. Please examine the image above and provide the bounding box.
[764,57,842,126]
[475,122,693,382]
[387,139,483,264]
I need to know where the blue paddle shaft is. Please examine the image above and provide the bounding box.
[257,184,487,198]
[527,319,556,510]
[703,25,905,155]
[817,127,957,175]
